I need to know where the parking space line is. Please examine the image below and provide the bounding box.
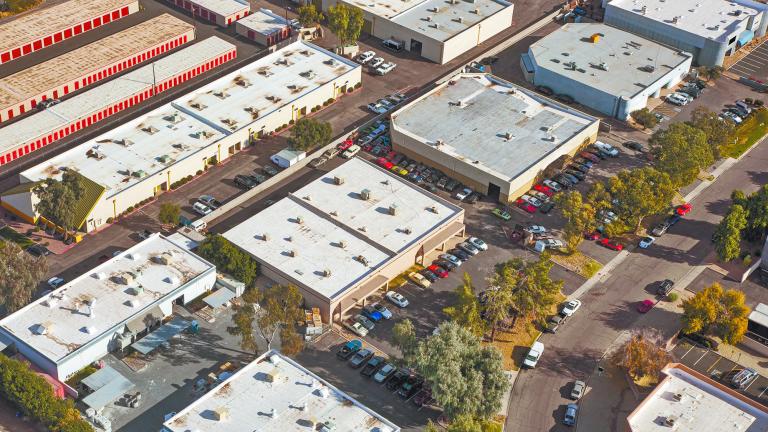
[705,356,721,373]
[692,350,709,366]
[758,386,768,399]
[678,343,695,360]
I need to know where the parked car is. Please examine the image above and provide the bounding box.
[263,165,279,177]
[639,236,655,249]
[454,187,473,201]
[38,98,61,109]
[539,202,555,214]
[570,381,586,400]
[594,141,619,157]
[192,202,213,216]
[355,314,375,331]
[420,269,438,283]
[543,179,564,191]
[342,144,361,159]
[349,349,374,368]
[599,237,624,251]
[637,299,655,313]
[458,241,480,255]
[563,403,579,426]
[198,195,222,209]
[375,62,396,75]
[656,279,674,296]
[26,244,50,257]
[676,203,692,216]
[439,253,462,267]
[523,341,544,368]
[322,147,340,159]
[368,57,385,68]
[309,156,328,168]
[623,141,644,152]
[371,303,392,319]
[521,194,542,207]
[525,225,547,235]
[434,258,456,271]
[382,38,404,51]
[468,237,488,251]
[397,374,424,398]
[47,277,65,289]
[561,299,582,317]
[336,339,363,359]
[516,199,537,213]
[386,291,409,307]
[652,222,670,236]
[448,248,470,261]
[545,314,565,333]
[361,356,386,377]
[731,368,758,389]
[386,369,410,390]
[374,363,397,382]
[250,173,267,184]
[564,169,586,181]
[234,174,257,189]
[344,319,368,337]
[560,172,580,184]
[666,92,690,106]
[427,264,449,278]
[533,184,554,197]
[361,305,384,322]
[357,50,376,64]
[409,272,431,288]
[465,193,479,205]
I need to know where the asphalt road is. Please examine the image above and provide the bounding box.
[505,116,768,432]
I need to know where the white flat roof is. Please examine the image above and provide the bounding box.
[163,350,400,432]
[608,0,767,42]
[0,0,137,54]
[0,14,194,112]
[173,40,358,134]
[0,37,235,157]
[391,74,597,182]
[628,365,768,432]
[0,234,214,364]
[190,0,250,17]
[224,158,462,299]
[390,0,511,42]
[21,105,225,200]
[530,23,692,98]
[236,8,289,36]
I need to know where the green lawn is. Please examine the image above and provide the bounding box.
[722,108,768,158]
[0,227,34,249]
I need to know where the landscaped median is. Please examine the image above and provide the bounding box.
[722,107,768,158]
[550,250,603,279]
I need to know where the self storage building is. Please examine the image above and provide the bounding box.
[0,37,237,167]
[0,0,139,65]
[0,14,195,124]
[235,8,292,47]
[165,0,250,27]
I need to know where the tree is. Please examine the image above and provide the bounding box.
[608,167,675,231]
[650,122,713,187]
[681,283,750,344]
[297,3,321,27]
[555,191,596,253]
[228,284,305,355]
[697,65,724,81]
[33,171,85,239]
[713,204,747,262]
[197,234,260,286]
[481,284,513,341]
[288,117,332,152]
[742,185,768,242]
[630,108,659,129]
[443,274,485,337]
[415,322,508,420]
[612,330,671,381]
[326,3,364,48]
[688,107,736,159]
[158,202,180,226]
[0,241,47,313]
[446,414,502,432]
[392,318,418,365]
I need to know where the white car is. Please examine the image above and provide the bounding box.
[357,50,376,64]
[525,225,547,235]
[385,291,409,308]
[594,141,619,157]
[342,144,361,159]
[375,62,396,75]
[193,202,213,216]
[543,179,563,192]
[523,341,544,368]
[561,299,582,317]
[47,277,65,289]
[521,194,542,207]
[665,93,689,106]
[639,236,655,249]
[468,237,488,251]
[367,102,388,114]
[355,314,375,331]
[344,320,369,337]
[439,253,462,266]
[409,272,431,288]
[529,190,549,202]
[369,57,385,68]
[454,187,473,201]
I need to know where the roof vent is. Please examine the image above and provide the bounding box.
[190,101,207,110]
[322,269,332,277]
[338,240,347,249]
[289,249,298,257]
[359,226,367,232]
[430,23,440,29]
[165,275,180,285]
[360,189,371,200]
[424,15,432,21]
[334,176,345,185]
[141,125,159,135]
[31,323,48,335]
[429,205,439,214]
[120,138,134,147]
[428,6,438,12]
[403,227,413,234]
[213,90,229,99]
[454,16,463,23]
[472,7,480,13]
[504,132,514,140]
[296,216,304,224]
[262,233,270,241]
[127,299,140,308]
[330,210,338,216]
[84,326,96,334]
[303,195,312,201]
[356,255,369,266]
[389,204,398,215]
[235,76,251,87]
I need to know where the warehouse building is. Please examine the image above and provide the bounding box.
[163,350,399,432]
[1,41,359,233]
[165,0,250,27]
[524,23,693,120]
[235,8,292,47]
[0,14,195,124]
[0,234,216,380]
[322,0,513,64]
[0,0,139,65]
[390,73,600,203]
[604,0,768,67]
[626,363,768,432]
[224,158,465,322]
[0,37,237,167]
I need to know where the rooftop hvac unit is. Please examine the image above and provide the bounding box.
[357,255,369,266]
[296,216,304,224]
[93,272,106,280]
[213,407,229,421]
[304,195,312,201]
[338,240,347,249]
[317,387,330,398]
[262,233,270,241]
[120,138,134,147]
[190,101,207,110]
[142,126,159,134]
[428,6,437,12]
[389,204,398,215]
[673,392,684,402]
[127,299,141,308]
[165,113,183,124]
[31,323,48,335]
[472,7,480,14]
[115,272,135,285]
[213,91,229,99]
[157,154,172,164]
[289,249,298,257]
[430,23,440,29]
[454,16,463,23]
[322,269,332,277]
[235,77,251,87]
[424,15,432,21]
[360,189,371,200]
[595,62,608,71]
[664,416,677,427]
[403,227,413,234]
[430,205,439,214]
[84,326,96,334]
[128,286,143,296]
[151,255,171,265]
[334,176,345,185]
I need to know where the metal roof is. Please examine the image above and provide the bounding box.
[236,8,289,35]
[130,316,192,355]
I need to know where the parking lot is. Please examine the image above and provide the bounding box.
[730,41,768,82]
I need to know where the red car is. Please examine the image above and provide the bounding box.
[676,203,692,216]
[533,184,554,197]
[584,231,601,240]
[338,139,354,151]
[637,299,655,313]
[579,151,600,163]
[427,264,449,278]
[599,237,624,251]
[376,157,394,169]
[516,199,537,213]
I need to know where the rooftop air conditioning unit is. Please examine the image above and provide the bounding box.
[120,139,134,146]
[403,227,413,234]
[430,205,439,214]
[334,176,345,185]
[322,269,332,277]
[296,216,304,224]
[360,189,371,200]
[142,126,159,134]
[389,204,398,215]
[664,416,677,427]
[289,249,298,257]
[151,255,171,265]
[673,393,684,402]
[213,407,229,421]
[424,15,432,21]
[262,233,270,241]
[338,240,347,249]
[31,323,48,335]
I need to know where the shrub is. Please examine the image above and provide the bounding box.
[311,106,318,112]
[347,87,353,93]
[354,82,362,89]
[743,254,753,266]
[667,292,679,302]
[755,99,765,107]
[315,105,321,111]
[745,98,754,105]
[289,119,295,125]
[631,108,659,129]
[186,175,193,181]
[197,234,260,286]
[196,170,203,176]
[106,217,114,224]
[126,206,134,213]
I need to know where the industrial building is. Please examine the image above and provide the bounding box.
[0,14,195,124]
[0,234,216,380]
[604,0,768,67]
[524,23,693,120]
[626,363,768,432]
[224,158,465,322]
[321,0,514,64]
[1,41,360,234]
[165,0,250,27]
[0,0,139,65]
[235,8,292,47]
[390,73,599,203]
[0,37,237,167]
[163,350,400,432]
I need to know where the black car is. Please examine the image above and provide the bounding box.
[361,356,386,377]
[250,173,267,184]
[234,174,257,189]
[26,244,51,257]
[657,279,674,296]
[448,248,470,261]
[553,175,573,188]
[623,141,645,152]
[666,214,681,226]
[336,341,362,360]
[420,269,438,283]
[573,157,593,168]
[434,259,456,271]
[386,369,410,390]
[349,349,374,368]
[545,314,565,333]
[539,202,555,214]
[570,163,590,174]
[263,165,279,177]
[465,193,479,205]
[398,374,425,399]
[564,169,586,181]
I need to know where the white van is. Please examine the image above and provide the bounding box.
[523,341,544,368]
[190,219,207,232]
[382,39,404,51]
[342,144,361,159]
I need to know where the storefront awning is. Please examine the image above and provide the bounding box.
[203,288,236,309]
[130,316,192,355]
[81,366,134,411]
